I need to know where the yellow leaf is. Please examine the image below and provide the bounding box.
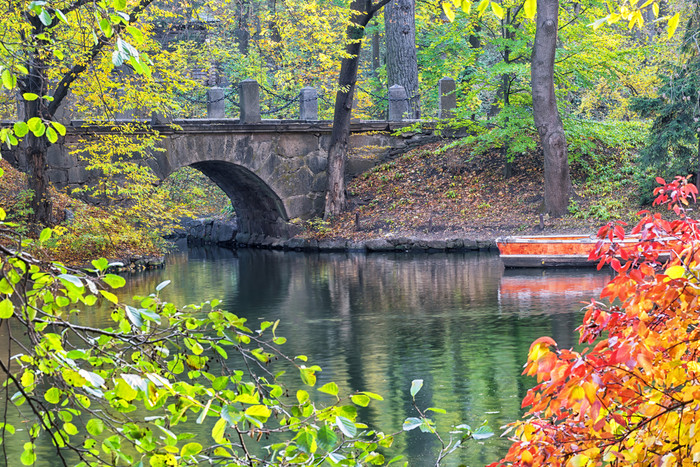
[568,454,590,467]
[668,12,680,38]
[477,0,489,16]
[491,1,504,19]
[461,0,472,14]
[653,2,659,17]
[570,385,585,401]
[442,2,455,21]
[523,0,536,19]
[664,265,685,280]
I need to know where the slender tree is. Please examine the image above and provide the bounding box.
[325,0,391,217]
[531,0,571,216]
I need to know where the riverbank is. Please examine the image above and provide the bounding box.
[182,141,645,252]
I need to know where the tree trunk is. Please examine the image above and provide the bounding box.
[531,0,571,216]
[325,0,390,217]
[236,0,250,54]
[384,0,420,118]
[372,29,381,72]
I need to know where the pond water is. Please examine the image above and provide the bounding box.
[113,245,609,466]
[6,245,610,466]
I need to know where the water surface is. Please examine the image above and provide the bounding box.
[111,246,609,466]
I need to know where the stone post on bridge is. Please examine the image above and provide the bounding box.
[299,87,318,121]
[207,87,226,118]
[439,77,456,119]
[239,79,261,123]
[388,84,410,121]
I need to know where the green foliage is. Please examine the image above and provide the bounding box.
[306,217,332,235]
[160,167,232,217]
[456,104,538,162]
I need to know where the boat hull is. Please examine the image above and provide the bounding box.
[497,235,599,268]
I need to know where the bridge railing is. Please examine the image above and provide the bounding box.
[201,78,457,123]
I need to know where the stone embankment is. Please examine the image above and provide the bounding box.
[175,217,497,252]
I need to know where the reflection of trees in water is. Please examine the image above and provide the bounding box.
[67,248,606,465]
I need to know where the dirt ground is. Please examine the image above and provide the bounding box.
[301,142,643,242]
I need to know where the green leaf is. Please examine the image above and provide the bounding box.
[402,417,422,431]
[21,371,34,388]
[300,367,316,386]
[13,122,28,138]
[39,227,51,243]
[86,418,104,436]
[51,121,66,136]
[181,442,202,457]
[46,126,58,143]
[318,382,339,397]
[99,18,113,38]
[472,424,494,440]
[362,391,383,401]
[63,422,78,435]
[317,424,338,451]
[410,379,423,398]
[55,9,69,24]
[296,430,318,454]
[114,378,138,401]
[45,387,61,404]
[58,273,83,289]
[1,69,15,90]
[426,407,447,414]
[22,93,39,101]
[103,274,126,289]
[100,290,119,304]
[351,394,370,407]
[113,0,127,9]
[212,418,227,443]
[38,9,51,26]
[336,416,356,438]
[0,299,14,319]
[126,25,144,43]
[197,399,212,424]
[156,280,170,291]
[245,405,271,420]
[91,258,109,271]
[477,0,489,16]
[27,117,42,133]
[20,442,36,465]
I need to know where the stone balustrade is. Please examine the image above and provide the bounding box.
[203,78,458,122]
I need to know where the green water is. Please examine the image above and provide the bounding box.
[9,245,610,466]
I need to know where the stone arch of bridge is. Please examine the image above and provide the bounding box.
[180,160,290,238]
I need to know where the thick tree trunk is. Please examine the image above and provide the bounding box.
[325,0,390,217]
[531,0,571,216]
[384,0,420,118]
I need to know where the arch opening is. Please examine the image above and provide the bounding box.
[189,161,290,238]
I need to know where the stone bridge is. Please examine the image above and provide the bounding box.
[6,79,459,240]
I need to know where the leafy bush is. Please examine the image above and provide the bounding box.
[494,176,700,466]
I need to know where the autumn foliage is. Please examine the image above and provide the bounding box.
[493,176,700,466]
